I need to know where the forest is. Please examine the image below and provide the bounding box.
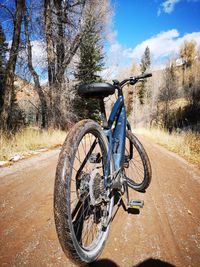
[124,42,200,132]
[0,0,112,132]
[0,0,200,164]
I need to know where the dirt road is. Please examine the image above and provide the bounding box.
[1,138,200,267]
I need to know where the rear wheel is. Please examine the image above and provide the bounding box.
[54,120,114,265]
[124,130,152,191]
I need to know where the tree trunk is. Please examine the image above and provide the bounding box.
[44,0,56,125]
[24,1,48,128]
[44,0,86,128]
[0,0,23,130]
[164,100,169,129]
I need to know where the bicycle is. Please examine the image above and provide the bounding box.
[54,73,152,265]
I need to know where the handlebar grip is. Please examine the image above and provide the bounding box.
[120,73,153,87]
[139,73,152,79]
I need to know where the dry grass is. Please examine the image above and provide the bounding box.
[134,127,200,166]
[0,127,66,161]
[1,126,199,167]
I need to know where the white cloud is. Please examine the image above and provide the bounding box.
[101,65,119,80]
[30,40,47,69]
[162,0,180,14]
[124,30,200,62]
[106,30,118,43]
[106,42,126,68]
[14,40,47,82]
[17,40,47,70]
[158,0,200,15]
[104,29,200,76]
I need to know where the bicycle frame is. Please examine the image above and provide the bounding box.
[102,93,127,188]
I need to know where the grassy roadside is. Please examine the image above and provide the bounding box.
[1,126,200,168]
[133,127,200,167]
[0,128,66,161]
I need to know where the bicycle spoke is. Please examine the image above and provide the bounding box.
[64,127,112,252]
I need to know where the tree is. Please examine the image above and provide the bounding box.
[125,62,139,117]
[7,86,26,132]
[0,22,8,109]
[44,0,86,128]
[75,9,104,121]
[180,41,196,69]
[23,0,48,128]
[138,46,151,104]
[140,46,151,74]
[158,62,178,129]
[0,0,24,130]
[180,41,200,106]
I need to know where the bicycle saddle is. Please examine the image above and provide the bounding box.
[78,83,115,98]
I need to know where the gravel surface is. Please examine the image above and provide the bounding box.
[0,139,200,267]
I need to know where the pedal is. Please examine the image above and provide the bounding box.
[128,200,144,209]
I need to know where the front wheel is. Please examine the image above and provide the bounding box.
[54,119,114,265]
[124,130,152,191]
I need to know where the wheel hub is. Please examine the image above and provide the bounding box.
[78,173,90,200]
[89,170,104,206]
[78,170,104,205]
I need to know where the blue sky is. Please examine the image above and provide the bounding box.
[1,0,200,81]
[105,0,200,74]
[112,0,200,47]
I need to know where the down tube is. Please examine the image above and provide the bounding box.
[112,105,127,171]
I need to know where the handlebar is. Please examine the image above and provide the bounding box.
[113,73,152,88]
[134,73,152,79]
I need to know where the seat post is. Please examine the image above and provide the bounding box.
[99,99,108,129]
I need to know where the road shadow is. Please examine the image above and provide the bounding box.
[89,259,119,267]
[89,258,175,267]
[135,258,175,267]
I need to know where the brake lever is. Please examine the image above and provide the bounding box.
[113,80,119,86]
[129,77,137,85]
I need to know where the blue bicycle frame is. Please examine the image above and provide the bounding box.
[102,93,128,188]
[99,72,152,189]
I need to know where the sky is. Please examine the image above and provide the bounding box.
[105,0,200,75]
[1,0,200,81]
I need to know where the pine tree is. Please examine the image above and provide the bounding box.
[0,23,8,109]
[75,15,104,121]
[138,46,151,104]
[140,46,151,74]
